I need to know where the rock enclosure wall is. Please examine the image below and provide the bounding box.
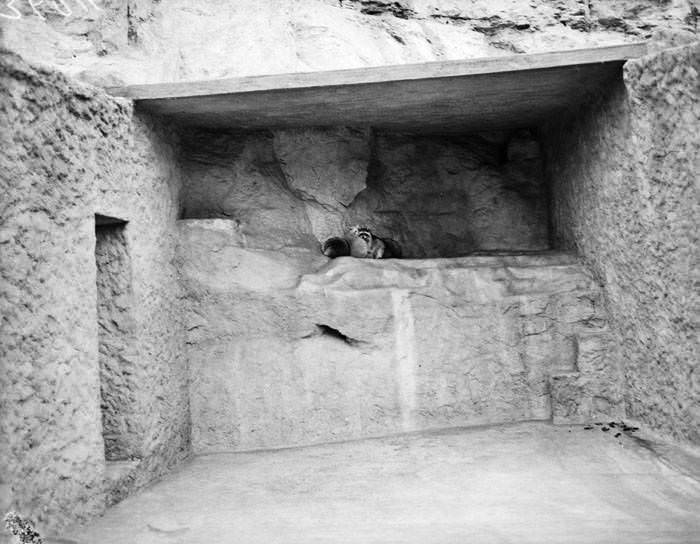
[179,220,621,453]
[0,1,696,539]
[1,0,697,85]
[181,128,548,257]
[0,51,187,536]
[543,42,699,446]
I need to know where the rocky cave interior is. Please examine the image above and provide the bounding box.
[1,36,698,543]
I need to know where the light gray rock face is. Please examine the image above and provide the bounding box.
[273,128,371,242]
[543,42,700,446]
[0,51,188,534]
[274,128,371,208]
[181,129,548,257]
[181,131,317,249]
[179,219,621,453]
[1,0,695,85]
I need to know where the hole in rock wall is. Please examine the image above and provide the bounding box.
[179,127,549,258]
[314,324,362,346]
[94,215,138,461]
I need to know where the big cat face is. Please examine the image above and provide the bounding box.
[348,225,373,242]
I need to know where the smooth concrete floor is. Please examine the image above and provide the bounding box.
[64,422,700,544]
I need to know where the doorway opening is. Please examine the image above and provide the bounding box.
[95,214,138,462]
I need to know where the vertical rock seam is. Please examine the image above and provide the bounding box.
[392,290,417,432]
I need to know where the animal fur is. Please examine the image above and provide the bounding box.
[322,226,402,259]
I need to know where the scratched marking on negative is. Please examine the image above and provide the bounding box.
[1,0,100,20]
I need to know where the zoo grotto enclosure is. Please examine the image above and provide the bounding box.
[1,1,699,543]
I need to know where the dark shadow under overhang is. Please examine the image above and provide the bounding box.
[106,43,647,134]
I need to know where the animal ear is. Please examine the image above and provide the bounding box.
[322,237,350,258]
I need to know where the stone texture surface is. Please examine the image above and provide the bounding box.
[273,127,371,243]
[95,223,139,461]
[179,219,621,453]
[180,131,317,250]
[0,1,697,86]
[273,128,371,208]
[64,423,700,544]
[181,129,548,258]
[0,51,188,536]
[1,4,697,538]
[349,131,548,256]
[543,42,700,445]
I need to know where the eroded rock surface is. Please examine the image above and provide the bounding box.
[273,127,371,242]
[0,51,188,535]
[179,219,621,452]
[181,128,548,258]
[349,132,547,256]
[544,42,700,445]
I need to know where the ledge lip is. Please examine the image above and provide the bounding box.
[106,43,647,100]
[107,43,647,132]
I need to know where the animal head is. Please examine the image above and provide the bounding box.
[347,225,374,243]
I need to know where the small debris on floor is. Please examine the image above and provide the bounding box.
[583,422,640,436]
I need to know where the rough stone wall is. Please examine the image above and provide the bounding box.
[181,128,548,258]
[95,96,190,506]
[543,42,699,446]
[0,0,697,85]
[179,220,621,453]
[351,131,547,256]
[0,50,187,536]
